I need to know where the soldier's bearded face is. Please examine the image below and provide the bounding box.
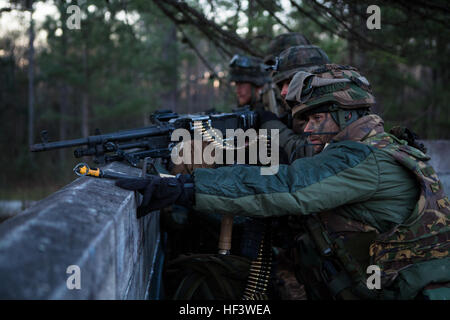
[303,112,340,153]
[235,82,253,106]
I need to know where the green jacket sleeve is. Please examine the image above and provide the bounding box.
[193,141,380,217]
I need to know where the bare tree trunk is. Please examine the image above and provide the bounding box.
[246,0,255,40]
[59,2,69,162]
[81,94,89,138]
[434,35,447,139]
[59,85,69,161]
[81,44,89,138]
[347,3,355,65]
[355,3,367,70]
[28,9,35,154]
[143,109,150,126]
[160,24,178,112]
[427,68,437,139]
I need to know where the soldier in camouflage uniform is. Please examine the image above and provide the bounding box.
[228,54,271,109]
[116,64,450,299]
[274,45,330,99]
[259,44,331,162]
[261,33,313,121]
[260,33,313,121]
[264,32,311,66]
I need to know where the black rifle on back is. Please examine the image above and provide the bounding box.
[30,109,258,168]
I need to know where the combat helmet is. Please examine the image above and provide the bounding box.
[286,64,376,130]
[264,32,311,65]
[229,54,272,87]
[273,45,330,85]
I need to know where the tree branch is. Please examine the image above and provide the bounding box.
[153,0,263,57]
[305,0,396,52]
[254,0,294,33]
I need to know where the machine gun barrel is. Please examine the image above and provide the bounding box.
[30,125,172,153]
[30,137,88,152]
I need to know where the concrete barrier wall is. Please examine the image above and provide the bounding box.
[0,162,163,299]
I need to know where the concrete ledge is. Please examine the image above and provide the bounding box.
[0,162,163,299]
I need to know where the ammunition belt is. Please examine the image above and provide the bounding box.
[241,226,273,300]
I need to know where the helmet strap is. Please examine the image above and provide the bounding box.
[250,85,260,105]
[329,106,370,130]
[332,109,347,130]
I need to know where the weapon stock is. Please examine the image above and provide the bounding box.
[218,214,234,255]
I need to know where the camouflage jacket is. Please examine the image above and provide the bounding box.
[192,114,449,298]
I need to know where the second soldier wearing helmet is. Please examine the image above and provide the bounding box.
[273,45,330,98]
[257,42,332,162]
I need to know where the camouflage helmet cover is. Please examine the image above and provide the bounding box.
[273,45,330,84]
[228,54,272,87]
[286,64,376,118]
[264,32,311,65]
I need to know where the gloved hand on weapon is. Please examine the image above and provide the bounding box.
[115,174,195,218]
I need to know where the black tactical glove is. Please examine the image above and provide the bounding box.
[115,174,194,218]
